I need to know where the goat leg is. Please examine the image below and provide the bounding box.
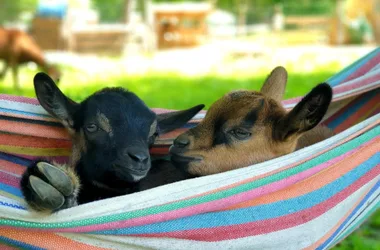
[10,60,19,90]
[0,62,8,79]
[20,161,80,213]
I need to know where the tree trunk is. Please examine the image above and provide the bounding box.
[123,0,132,24]
[237,0,249,36]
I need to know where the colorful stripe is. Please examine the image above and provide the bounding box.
[0,48,379,249]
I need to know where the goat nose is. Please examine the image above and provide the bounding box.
[174,135,190,148]
[127,150,149,163]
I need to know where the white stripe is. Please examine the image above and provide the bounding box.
[324,187,380,249]
[56,178,379,250]
[0,114,378,223]
[0,100,48,115]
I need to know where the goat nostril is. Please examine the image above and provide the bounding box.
[128,151,149,163]
[174,136,190,148]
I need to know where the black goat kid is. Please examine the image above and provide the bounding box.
[21,73,204,212]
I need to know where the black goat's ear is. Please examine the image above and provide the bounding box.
[157,104,204,134]
[274,83,332,141]
[34,72,78,128]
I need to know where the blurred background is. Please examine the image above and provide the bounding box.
[0,1,379,248]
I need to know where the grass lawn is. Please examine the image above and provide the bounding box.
[0,65,379,249]
[0,66,334,109]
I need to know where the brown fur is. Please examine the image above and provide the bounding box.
[0,27,60,89]
[171,67,334,176]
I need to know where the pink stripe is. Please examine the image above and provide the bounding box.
[0,94,39,105]
[0,111,57,122]
[283,72,380,107]
[0,171,20,188]
[136,166,380,241]
[52,140,373,233]
[343,53,380,83]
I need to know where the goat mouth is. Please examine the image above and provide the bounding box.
[170,153,203,163]
[114,165,149,179]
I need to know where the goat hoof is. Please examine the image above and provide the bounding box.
[36,162,74,196]
[29,176,65,210]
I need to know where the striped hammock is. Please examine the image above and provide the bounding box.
[0,48,379,250]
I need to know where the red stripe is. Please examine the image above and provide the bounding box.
[322,93,368,128]
[0,120,69,140]
[343,53,380,82]
[0,160,25,176]
[0,133,71,148]
[334,97,380,133]
[133,165,380,241]
[0,171,21,188]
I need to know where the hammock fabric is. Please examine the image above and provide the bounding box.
[0,48,379,250]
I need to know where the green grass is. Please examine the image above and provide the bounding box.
[0,67,333,109]
[0,66,379,249]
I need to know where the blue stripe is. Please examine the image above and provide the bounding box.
[0,183,23,198]
[328,48,380,86]
[327,90,378,130]
[0,107,51,119]
[0,152,31,167]
[94,153,379,235]
[0,236,45,250]
[317,180,380,250]
[0,200,26,210]
[328,200,380,249]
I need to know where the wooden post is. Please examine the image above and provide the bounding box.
[237,0,249,36]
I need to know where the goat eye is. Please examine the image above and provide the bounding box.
[86,124,98,133]
[231,128,251,140]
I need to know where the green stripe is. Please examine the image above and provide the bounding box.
[1,126,379,229]
[329,201,380,248]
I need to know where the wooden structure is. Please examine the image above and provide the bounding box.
[67,25,129,55]
[284,15,330,29]
[31,17,65,50]
[152,3,211,49]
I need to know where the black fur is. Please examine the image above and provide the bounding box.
[21,73,204,212]
[274,83,333,141]
[212,117,229,146]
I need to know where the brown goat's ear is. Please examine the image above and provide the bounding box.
[260,66,288,102]
[34,72,78,128]
[157,104,204,134]
[274,83,332,141]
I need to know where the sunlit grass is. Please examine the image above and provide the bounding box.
[0,66,334,109]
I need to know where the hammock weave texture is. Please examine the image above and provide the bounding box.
[0,48,379,250]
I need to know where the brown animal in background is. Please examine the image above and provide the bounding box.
[170,66,335,176]
[0,27,60,89]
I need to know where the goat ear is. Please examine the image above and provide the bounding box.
[157,104,204,134]
[260,66,288,102]
[34,72,78,128]
[274,83,332,141]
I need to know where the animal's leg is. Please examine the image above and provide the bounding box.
[0,62,8,79]
[11,61,19,90]
[20,161,80,213]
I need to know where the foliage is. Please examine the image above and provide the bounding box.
[333,209,380,250]
[91,0,126,23]
[0,0,38,25]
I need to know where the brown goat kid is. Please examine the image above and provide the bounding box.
[0,27,60,89]
[170,66,334,176]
